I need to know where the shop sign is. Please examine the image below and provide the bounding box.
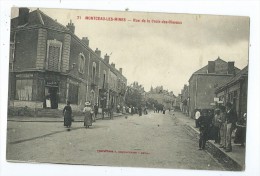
[46,80,58,87]
[16,73,33,78]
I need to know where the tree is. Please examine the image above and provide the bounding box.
[125,87,142,107]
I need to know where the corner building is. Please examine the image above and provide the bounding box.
[9,8,127,111]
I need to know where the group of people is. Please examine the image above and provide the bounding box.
[63,101,99,130]
[196,102,246,152]
[124,105,148,116]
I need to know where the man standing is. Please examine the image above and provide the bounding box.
[197,109,210,150]
[195,109,201,128]
[225,102,237,152]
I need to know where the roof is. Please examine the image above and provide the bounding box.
[189,57,241,82]
[11,8,127,79]
[215,65,248,93]
[11,9,69,32]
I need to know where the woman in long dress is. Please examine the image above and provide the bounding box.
[83,102,93,128]
[63,101,72,128]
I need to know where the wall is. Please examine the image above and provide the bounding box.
[12,29,38,71]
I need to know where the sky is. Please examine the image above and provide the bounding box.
[12,8,250,95]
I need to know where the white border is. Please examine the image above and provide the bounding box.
[1,1,259,176]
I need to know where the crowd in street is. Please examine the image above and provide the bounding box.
[62,101,152,131]
[195,102,247,152]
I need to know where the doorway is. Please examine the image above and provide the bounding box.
[45,86,58,109]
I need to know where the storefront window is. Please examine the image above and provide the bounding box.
[15,79,33,101]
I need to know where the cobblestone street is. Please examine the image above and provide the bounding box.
[7,112,224,170]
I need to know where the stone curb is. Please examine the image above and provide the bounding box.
[183,124,243,171]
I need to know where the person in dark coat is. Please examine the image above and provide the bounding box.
[63,101,72,128]
[197,109,210,150]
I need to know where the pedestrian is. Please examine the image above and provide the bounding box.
[197,109,210,150]
[195,109,201,128]
[93,103,98,122]
[63,101,72,129]
[138,105,142,116]
[225,102,237,152]
[83,101,93,128]
[234,113,247,147]
[219,105,226,149]
[212,108,221,144]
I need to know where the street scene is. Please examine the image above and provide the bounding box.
[7,112,224,170]
[7,7,249,171]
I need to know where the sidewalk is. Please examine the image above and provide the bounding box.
[173,111,245,171]
[8,113,124,122]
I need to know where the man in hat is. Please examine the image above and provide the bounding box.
[225,102,237,152]
[197,109,210,150]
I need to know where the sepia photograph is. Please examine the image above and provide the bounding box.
[0,0,260,176]
[3,4,254,174]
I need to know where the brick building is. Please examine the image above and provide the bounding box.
[215,66,248,118]
[188,57,240,118]
[9,8,127,112]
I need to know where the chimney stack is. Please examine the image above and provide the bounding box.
[66,20,75,33]
[227,61,235,74]
[208,61,215,73]
[18,8,30,26]
[95,48,101,57]
[104,53,110,64]
[111,63,115,68]
[119,68,122,74]
[82,37,89,46]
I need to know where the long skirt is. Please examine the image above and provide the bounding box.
[64,112,72,127]
[84,112,92,127]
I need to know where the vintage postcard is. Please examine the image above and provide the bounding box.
[6,7,249,172]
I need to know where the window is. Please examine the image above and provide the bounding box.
[9,42,15,71]
[46,39,62,71]
[15,79,33,101]
[92,62,96,83]
[102,70,106,88]
[78,53,85,74]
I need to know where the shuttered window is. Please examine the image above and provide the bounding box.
[15,79,33,101]
[46,39,62,71]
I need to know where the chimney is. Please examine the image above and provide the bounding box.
[66,20,75,33]
[95,48,101,57]
[119,68,122,74]
[82,37,89,46]
[104,53,109,64]
[227,61,235,74]
[208,61,215,73]
[111,63,115,68]
[18,8,30,26]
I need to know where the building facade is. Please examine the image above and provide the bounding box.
[215,66,248,118]
[188,57,240,118]
[9,8,127,112]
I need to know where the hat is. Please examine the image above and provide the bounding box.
[85,102,91,106]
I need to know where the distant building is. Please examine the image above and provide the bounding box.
[9,8,127,111]
[180,84,189,115]
[188,57,240,118]
[147,86,176,109]
[215,66,248,118]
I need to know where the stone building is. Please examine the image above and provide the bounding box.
[9,8,127,112]
[147,86,176,110]
[215,66,248,118]
[188,57,240,118]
